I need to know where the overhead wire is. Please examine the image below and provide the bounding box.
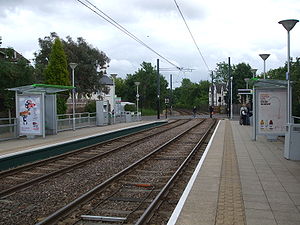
[173,0,210,72]
[76,0,182,70]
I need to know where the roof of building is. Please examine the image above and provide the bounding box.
[0,48,30,63]
[100,75,113,85]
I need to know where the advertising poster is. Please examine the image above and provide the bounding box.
[18,95,42,135]
[257,89,286,135]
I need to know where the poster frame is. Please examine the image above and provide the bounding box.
[16,93,45,137]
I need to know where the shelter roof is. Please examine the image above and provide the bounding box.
[7,84,74,94]
[252,78,288,88]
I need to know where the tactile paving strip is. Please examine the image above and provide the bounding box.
[215,120,246,225]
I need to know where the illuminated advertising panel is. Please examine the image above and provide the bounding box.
[257,89,287,135]
[18,94,43,135]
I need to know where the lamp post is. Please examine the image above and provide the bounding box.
[244,78,250,103]
[134,82,140,118]
[111,74,117,124]
[251,68,258,79]
[69,63,78,131]
[259,54,270,79]
[230,76,233,120]
[278,19,299,124]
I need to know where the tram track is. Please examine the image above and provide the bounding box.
[0,119,189,198]
[0,119,208,225]
[35,118,216,225]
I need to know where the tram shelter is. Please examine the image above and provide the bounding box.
[252,79,287,141]
[8,84,74,138]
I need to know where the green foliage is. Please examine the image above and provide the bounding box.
[34,33,110,97]
[0,57,35,113]
[124,104,136,112]
[43,38,70,114]
[84,101,96,113]
[44,38,70,86]
[56,96,68,115]
[141,108,156,116]
[173,79,209,111]
[231,63,252,104]
[214,61,230,83]
[267,58,300,117]
[115,62,168,111]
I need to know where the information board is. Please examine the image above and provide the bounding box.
[18,94,43,135]
[257,89,287,135]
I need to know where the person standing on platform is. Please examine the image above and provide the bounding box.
[240,104,248,125]
[192,106,197,118]
[209,105,214,118]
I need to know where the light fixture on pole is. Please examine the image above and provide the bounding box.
[69,63,78,131]
[230,76,233,120]
[244,78,250,103]
[111,73,117,124]
[251,68,258,79]
[259,54,270,79]
[134,82,140,117]
[278,19,298,124]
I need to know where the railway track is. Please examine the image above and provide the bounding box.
[0,119,188,198]
[36,118,216,225]
[0,118,216,225]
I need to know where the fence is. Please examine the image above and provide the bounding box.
[57,112,97,132]
[0,118,17,141]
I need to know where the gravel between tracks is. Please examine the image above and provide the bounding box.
[0,120,198,225]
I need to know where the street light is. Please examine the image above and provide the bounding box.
[244,78,250,103]
[259,54,270,79]
[278,19,299,124]
[230,76,233,120]
[251,68,258,79]
[111,73,117,124]
[69,63,78,131]
[134,82,140,118]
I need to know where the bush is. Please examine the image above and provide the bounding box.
[124,104,136,112]
[84,101,96,113]
[141,108,156,116]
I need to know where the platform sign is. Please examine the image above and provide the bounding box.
[256,89,287,135]
[17,94,43,136]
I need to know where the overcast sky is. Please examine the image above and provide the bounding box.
[1,0,299,87]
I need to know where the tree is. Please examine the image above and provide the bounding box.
[44,38,70,86]
[0,55,34,115]
[34,33,110,97]
[214,61,230,83]
[173,78,209,111]
[63,36,110,97]
[44,38,70,114]
[116,62,168,111]
[267,58,300,117]
[231,63,252,103]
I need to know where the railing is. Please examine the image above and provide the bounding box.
[0,118,17,141]
[57,112,97,132]
[293,116,300,124]
[0,111,142,140]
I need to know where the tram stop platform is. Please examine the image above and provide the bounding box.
[0,120,161,158]
[168,119,300,225]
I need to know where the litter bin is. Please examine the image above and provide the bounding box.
[284,124,300,160]
[125,112,132,123]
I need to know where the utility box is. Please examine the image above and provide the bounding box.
[96,100,109,126]
[125,112,132,123]
[284,124,300,160]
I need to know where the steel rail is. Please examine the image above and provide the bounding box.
[35,119,206,225]
[135,118,216,225]
[0,120,190,198]
[0,120,180,177]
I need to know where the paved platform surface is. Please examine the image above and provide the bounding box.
[0,120,155,157]
[168,120,300,225]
